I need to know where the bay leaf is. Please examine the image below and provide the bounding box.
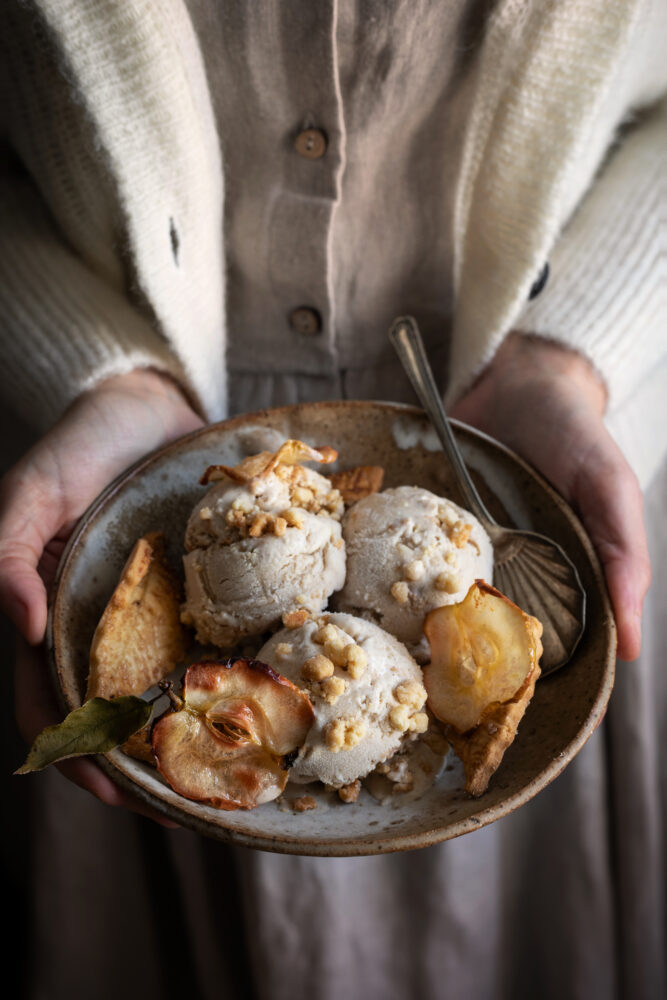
[15,696,153,773]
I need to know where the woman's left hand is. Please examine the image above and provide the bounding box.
[450,332,651,661]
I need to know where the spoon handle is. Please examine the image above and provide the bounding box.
[389,316,496,527]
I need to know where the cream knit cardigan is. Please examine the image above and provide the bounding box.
[1,0,666,482]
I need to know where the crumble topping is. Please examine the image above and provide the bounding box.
[434,571,460,593]
[451,520,473,548]
[391,581,409,604]
[388,704,411,731]
[301,653,335,681]
[338,780,361,804]
[325,716,367,752]
[315,675,348,704]
[282,608,310,629]
[393,679,427,711]
[293,795,318,812]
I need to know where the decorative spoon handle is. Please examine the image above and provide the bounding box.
[389,316,496,527]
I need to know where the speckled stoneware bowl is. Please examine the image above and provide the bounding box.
[47,401,616,856]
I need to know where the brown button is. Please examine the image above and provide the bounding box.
[294,128,327,159]
[289,307,322,336]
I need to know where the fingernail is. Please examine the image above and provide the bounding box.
[620,613,642,663]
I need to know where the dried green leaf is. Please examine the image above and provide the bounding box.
[15,696,153,774]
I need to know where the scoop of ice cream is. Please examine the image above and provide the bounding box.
[337,486,493,654]
[182,464,345,647]
[258,612,428,788]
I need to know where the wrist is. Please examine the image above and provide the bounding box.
[90,367,203,434]
[95,367,193,408]
[499,332,607,416]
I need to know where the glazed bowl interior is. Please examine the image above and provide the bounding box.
[47,401,615,856]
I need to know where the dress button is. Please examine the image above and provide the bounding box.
[294,128,327,160]
[289,307,322,335]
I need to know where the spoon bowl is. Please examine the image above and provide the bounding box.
[389,316,586,674]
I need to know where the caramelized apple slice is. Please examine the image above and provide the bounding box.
[183,660,314,754]
[423,581,543,734]
[200,439,337,485]
[152,659,315,810]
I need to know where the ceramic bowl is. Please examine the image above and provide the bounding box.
[46,401,616,855]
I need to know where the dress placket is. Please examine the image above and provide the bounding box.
[209,0,346,382]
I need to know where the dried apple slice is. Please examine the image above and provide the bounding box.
[422,580,543,734]
[200,440,337,485]
[152,659,315,810]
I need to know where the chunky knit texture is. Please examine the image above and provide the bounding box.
[0,0,665,466]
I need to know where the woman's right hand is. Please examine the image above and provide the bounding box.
[0,368,203,819]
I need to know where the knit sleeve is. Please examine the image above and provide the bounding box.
[516,95,667,412]
[0,167,196,431]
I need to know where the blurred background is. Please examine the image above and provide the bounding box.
[2,400,35,998]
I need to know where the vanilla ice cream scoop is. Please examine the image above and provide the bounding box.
[258,612,428,788]
[337,486,493,655]
[182,443,346,648]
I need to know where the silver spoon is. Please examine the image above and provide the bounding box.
[389,316,586,674]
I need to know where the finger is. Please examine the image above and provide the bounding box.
[0,464,63,644]
[14,638,179,829]
[0,550,48,644]
[572,451,651,661]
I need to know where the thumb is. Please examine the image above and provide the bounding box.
[571,446,651,662]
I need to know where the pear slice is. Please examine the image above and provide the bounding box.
[422,580,543,734]
[152,659,315,810]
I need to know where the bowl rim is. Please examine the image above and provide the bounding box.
[46,400,616,856]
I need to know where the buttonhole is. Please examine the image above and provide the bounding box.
[528,261,549,300]
[169,217,180,266]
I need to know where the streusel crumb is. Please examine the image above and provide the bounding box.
[282,608,309,629]
[325,716,366,751]
[434,571,460,593]
[301,653,335,681]
[391,581,409,604]
[274,516,287,536]
[394,679,426,711]
[451,520,472,548]
[293,795,318,812]
[404,559,424,581]
[313,623,340,646]
[292,485,314,505]
[338,780,361,804]
[345,644,367,679]
[249,512,271,537]
[282,507,305,529]
[407,712,429,734]
[324,638,349,667]
[388,704,411,731]
[316,675,347,704]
